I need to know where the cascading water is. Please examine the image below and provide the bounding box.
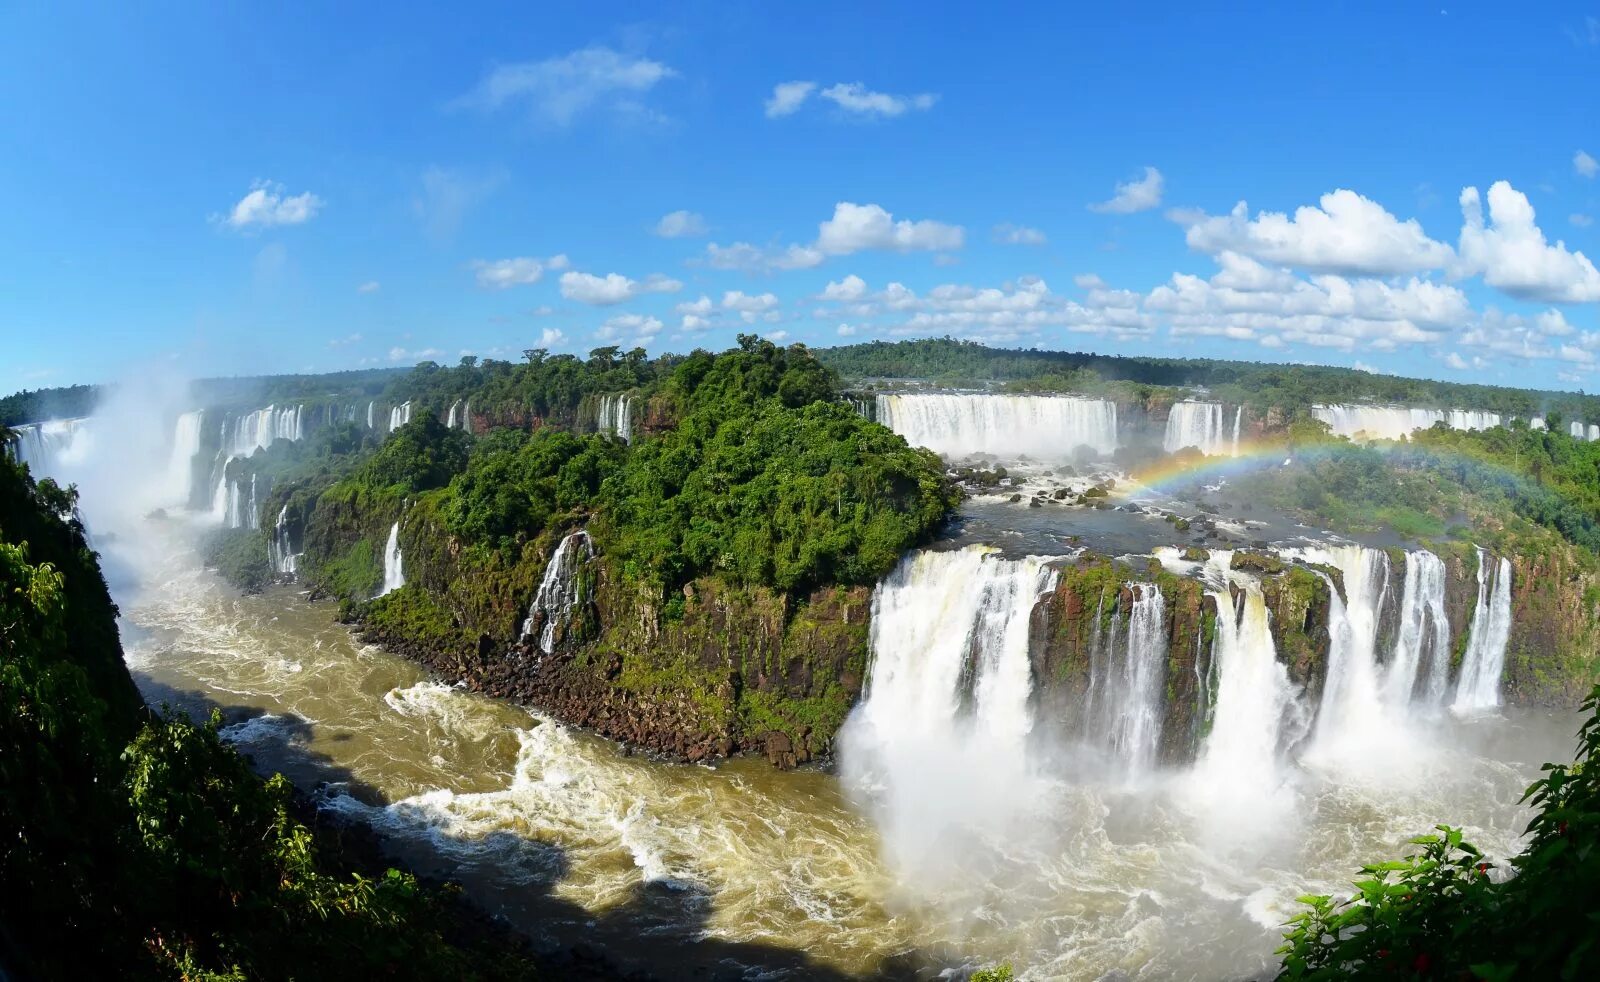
[6,418,93,473]
[1386,551,1451,707]
[1453,550,1513,713]
[366,401,375,429]
[1288,545,1394,752]
[269,504,299,575]
[1313,405,1501,441]
[1232,405,1243,455]
[209,455,235,522]
[166,410,204,506]
[1164,401,1236,456]
[388,402,412,433]
[839,546,1056,870]
[597,394,632,442]
[1184,551,1305,829]
[1082,583,1168,777]
[224,404,304,456]
[520,531,596,654]
[874,393,1118,458]
[377,522,405,597]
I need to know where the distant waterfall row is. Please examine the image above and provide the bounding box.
[875,393,1119,458]
[1313,404,1504,441]
[1163,401,1241,456]
[845,541,1516,793]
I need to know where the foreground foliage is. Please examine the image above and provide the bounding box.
[1279,686,1600,979]
[0,456,533,979]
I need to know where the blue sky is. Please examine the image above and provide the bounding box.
[2,2,1598,395]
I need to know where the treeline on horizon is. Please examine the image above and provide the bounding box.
[816,337,1600,419]
[10,336,1600,428]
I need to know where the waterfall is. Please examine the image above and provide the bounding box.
[388,402,412,433]
[1453,550,1513,712]
[1289,545,1393,748]
[1083,583,1168,776]
[6,418,92,473]
[1386,551,1451,706]
[462,399,471,434]
[366,401,375,429]
[166,411,204,506]
[377,522,405,597]
[446,399,464,429]
[839,547,1056,866]
[521,531,597,654]
[874,393,1118,458]
[1188,552,1304,811]
[597,394,633,442]
[224,404,304,456]
[269,504,299,576]
[1164,401,1235,456]
[1313,405,1501,441]
[1530,416,1546,431]
[1232,405,1243,456]
[210,455,235,522]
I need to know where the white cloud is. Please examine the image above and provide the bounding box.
[654,209,707,238]
[722,290,780,323]
[472,254,569,289]
[702,241,825,273]
[993,223,1048,246]
[680,314,713,332]
[1572,213,1595,228]
[596,313,661,347]
[328,333,363,347]
[675,295,714,315]
[388,346,443,363]
[1178,189,1453,276]
[819,275,868,301]
[1445,351,1474,370]
[456,47,676,125]
[816,202,963,255]
[764,330,790,343]
[222,181,322,229]
[764,81,816,118]
[1456,181,1600,302]
[560,270,681,305]
[1089,166,1164,214]
[1576,150,1599,178]
[817,82,937,118]
[357,281,380,294]
[837,323,859,337]
[537,327,566,348]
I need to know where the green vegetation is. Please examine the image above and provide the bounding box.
[201,526,272,593]
[1278,685,1600,980]
[0,454,535,979]
[0,382,99,426]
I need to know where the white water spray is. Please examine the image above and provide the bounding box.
[377,522,405,597]
[520,531,596,653]
[1453,550,1513,712]
[875,393,1118,458]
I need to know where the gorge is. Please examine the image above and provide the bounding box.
[5,342,1594,980]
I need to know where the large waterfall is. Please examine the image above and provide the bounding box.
[165,411,204,505]
[377,522,405,597]
[7,418,92,472]
[1313,405,1501,441]
[839,547,1056,868]
[1187,552,1305,819]
[1387,550,1451,706]
[1163,401,1240,456]
[1453,550,1513,712]
[1082,582,1169,776]
[597,394,632,443]
[388,402,413,433]
[520,530,596,653]
[223,405,303,456]
[875,393,1118,458]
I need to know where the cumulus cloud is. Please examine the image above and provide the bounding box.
[653,209,708,238]
[222,181,322,229]
[764,81,816,117]
[818,82,937,118]
[1576,150,1599,178]
[1456,181,1600,302]
[472,254,569,289]
[764,330,790,343]
[357,281,380,294]
[722,290,780,322]
[698,241,820,274]
[1089,166,1164,214]
[560,270,682,305]
[816,202,963,254]
[1177,189,1453,276]
[837,323,859,337]
[993,223,1048,246]
[456,47,676,125]
[388,346,444,363]
[595,313,661,346]
[819,275,868,301]
[537,327,566,348]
